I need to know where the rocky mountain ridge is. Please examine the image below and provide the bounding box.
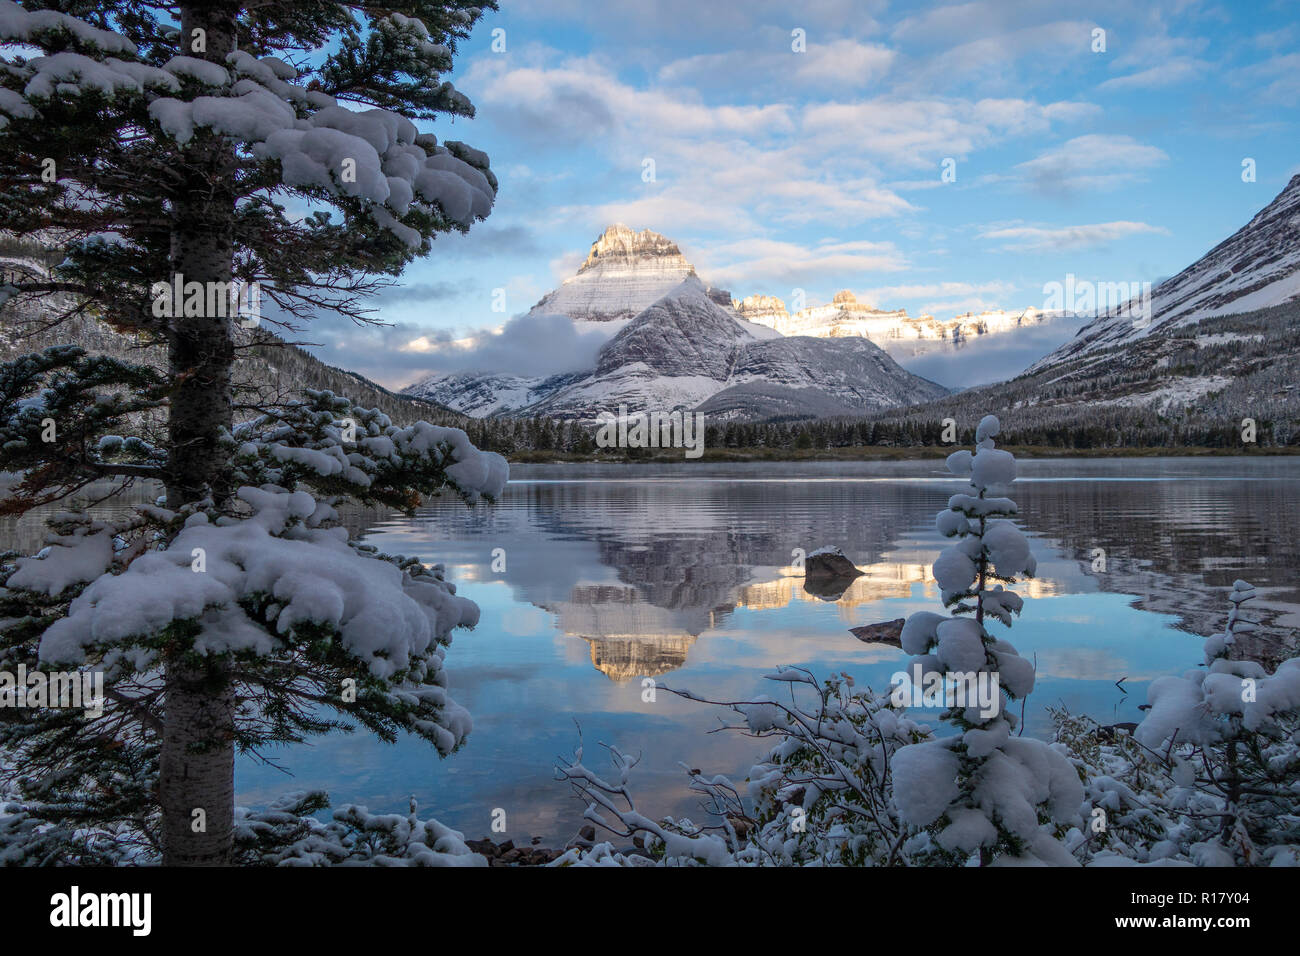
[0,247,463,428]
[525,224,699,330]
[735,288,1056,355]
[1034,174,1300,369]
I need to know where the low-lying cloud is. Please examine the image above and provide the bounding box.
[304,311,609,391]
[892,313,1092,389]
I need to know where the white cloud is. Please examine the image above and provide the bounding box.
[801,97,1098,167]
[659,39,896,93]
[465,46,1100,246]
[890,1,1086,47]
[897,311,1091,388]
[890,16,1101,93]
[916,296,1005,317]
[1232,52,1300,104]
[466,55,795,145]
[693,237,907,289]
[507,0,888,51]
[1098,59,1204,91]
[307,311,612,390]
[1013,134,1169,194]
[979,220,1168,251]
[468,55,926,236]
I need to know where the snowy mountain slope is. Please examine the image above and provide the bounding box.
[592,276,756,379]
[865,298,1300,440]
[523,277,947,421]
[694,383,862,421]
[524,278,752,418]
[727,334,948,408]
[398,371,570,417]
[1034,174,1300,369]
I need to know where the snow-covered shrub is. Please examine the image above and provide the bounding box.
[2,786,487,867]
[1061,581,1300,866]
[556,667,932,866]
[233,791,485,867]
[739,670,933,865]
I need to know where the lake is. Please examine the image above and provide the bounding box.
[228,456,1300,845]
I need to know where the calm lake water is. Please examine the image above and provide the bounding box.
[7,458,1298,844]
[232,457,1300,844]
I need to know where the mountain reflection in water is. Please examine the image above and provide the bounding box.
[244,458,1300,844]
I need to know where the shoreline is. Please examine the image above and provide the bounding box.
[507,445,1300,464]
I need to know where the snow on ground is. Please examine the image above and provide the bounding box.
[553,365,724,413]
[1096,375,1235,411]
[1171,263,1300,329]
[1194,333,1265,347]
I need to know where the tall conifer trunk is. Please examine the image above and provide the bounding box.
[159,1,241,867]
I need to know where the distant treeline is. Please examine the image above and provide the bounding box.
[463,411,1289,456]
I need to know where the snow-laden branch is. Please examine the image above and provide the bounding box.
[0,0,496,243]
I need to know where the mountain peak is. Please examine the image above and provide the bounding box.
[579,224,691,274]
[526,225,697,325]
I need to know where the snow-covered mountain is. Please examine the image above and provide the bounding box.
[524,226,1057,356]
[735,289,1056,356]
[408,277,947,421]
[402,224,995,419]
[1034,174,1300,369]
[527,223,698,333]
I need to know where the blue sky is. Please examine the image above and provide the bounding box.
[302,0,1300,390]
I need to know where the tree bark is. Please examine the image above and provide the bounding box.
[159,657,236,866]
[159,1,242,866]
[162,5,240,510]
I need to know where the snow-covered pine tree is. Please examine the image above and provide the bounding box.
[891,415,1083,865]
[0,0,502,865]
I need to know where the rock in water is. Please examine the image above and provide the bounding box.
[805,546,864,578]
[803,546,864,601]
[849,619,906,646]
